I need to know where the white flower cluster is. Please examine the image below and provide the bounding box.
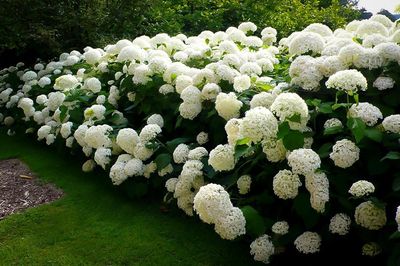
[250,234,275,264]
[273,170,302,200]
[349,180,375,198]
[305,172,329,213]
[287,148,321,176]
[271,221,289,235]
[294,231,321,254]
[348,102,382,126]
[208,144,235,172]
[237,175,251,195]
[362,242,381,256]
[354,201,387,230]
[382,114,400,134]
[329,139,360,168]
[329,213,351,235]
[193,184,246,240]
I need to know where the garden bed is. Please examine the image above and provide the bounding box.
[0,158,63,219]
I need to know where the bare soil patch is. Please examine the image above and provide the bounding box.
[0,159,63,220]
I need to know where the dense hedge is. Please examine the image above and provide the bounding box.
[1,14,400,265]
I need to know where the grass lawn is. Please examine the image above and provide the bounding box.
[0,132,254,265]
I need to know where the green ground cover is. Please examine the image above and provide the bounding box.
[0,132,253,265]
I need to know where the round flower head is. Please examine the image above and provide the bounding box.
[173,144,190,164]
[239,107,278,143]
[348,102,382,126]
[214,207,246,240]
[289,32,325,55]
[188,147,208,161]
[84,77,102,93]
[193,183,233,224]
[325,69,367,94]
[330,139,360,168]
[273,169,302,200]
[305,172,329,213]
[329,213,351,235]
[139,124,162,143]
[215,92,243,121]
[294,232,321,254]
[382,114,400,134]
[196,131,209,145]
[82,159,96,172]
[324,118,343,129]
[237,175,251,195]
[147,114,164,128]
[287,148,321,175]
[54,74,79,91]
[303,23,333,37]
[270,92,309,130]
[233,75,251,93]
[362,242,381,256]
[250,92,276,109]
[116,128,139,155]
[271,221,289,235]
[165,178,178,193]
[355,201,387,230]
[373,76,395,91]
[262,138,286,163]
[349,180,375,198]
[250,234,275,264]
[208,144,235,172]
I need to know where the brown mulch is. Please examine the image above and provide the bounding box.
[0,159,64,220]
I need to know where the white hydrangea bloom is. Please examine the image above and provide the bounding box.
[116,128,139,155]
[250,234,275,264]
[139,124,162,143]
[305,172,329,213]
[233,75,251,92]
[147,114,164,128]
[84,104,106,121]
[60,122,73,138]
[193,184,233,224]
[294,232,321,254]
[214,207,246,240]
[21,71,37,82]
[304,23,333,37]
[382,114,400,133]
[215,92,243,120]
[273,170,302,200]
[54,74,79,91]
[37,125,51,140]
[82,159,96,172]
[330,139,360,168]
[173,144,190,164]
[159,84,175,95]
[271,221,289,235]
[84,125,113,149]
[65,136,74,148]
[270,92,309,130]
[326,69,367,94]
[143,161,157,178]
[349,180,375,198]
[362,242,381,256]
[38,76,51,88]
[110,162,128,185]
[355,201,387,230]
[124,158,144,177]
[165,178,179,193]
[196,132,209,145]
[94,148,112,170]
[250,92,276,109]
[373,76,395,91]
[201,83,221,101]
[329,213,351,235]
[208,144,235,172]
[287,148,321,176]
[36,94,48,105]
[47,92,65,111]
[289,32,325,55]
[356,20,389,38]
[225,118,242,146]
[323,118,343,129]
[262,138,286,163]
[133,142,154,161]
[158,164,173,177]
[84,77,102,93]
[238,22,257,34]
[237,175,251,195]
[240,107,278,143]
[179,102,202,120]
[348,102,383,126]
[188,147,208,160]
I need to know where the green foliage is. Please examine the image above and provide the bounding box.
[0,0,360,67]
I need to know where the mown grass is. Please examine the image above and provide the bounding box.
[0,132,254,265]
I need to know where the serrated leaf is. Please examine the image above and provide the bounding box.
[234,144,254,160]
[287,113,301,123]
[381,151,400,161]
[236,138,251,146]
[282,130,304,151]
[240,206,265,238]
[154,153,171,171]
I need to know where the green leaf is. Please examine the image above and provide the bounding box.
[240,206,265,238]
[390,232,400,240]
[368,197,386,209]
[317,143,332,158]
[277,121,290,139]
[332,103,351,110]
[236,137,251,146]
[59,105,68,122]
[364,128,383,142]
[282,130,304,151]
[306,98,321,107]
[318,102,333,114]
[287,113,301,123]
[154,153,171,171]
[392,176,400,192]
[346,117,365,143]
[323,126,343,135]
[234,144,254,161]
[380,151,400,161]
[293,193,320,229]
